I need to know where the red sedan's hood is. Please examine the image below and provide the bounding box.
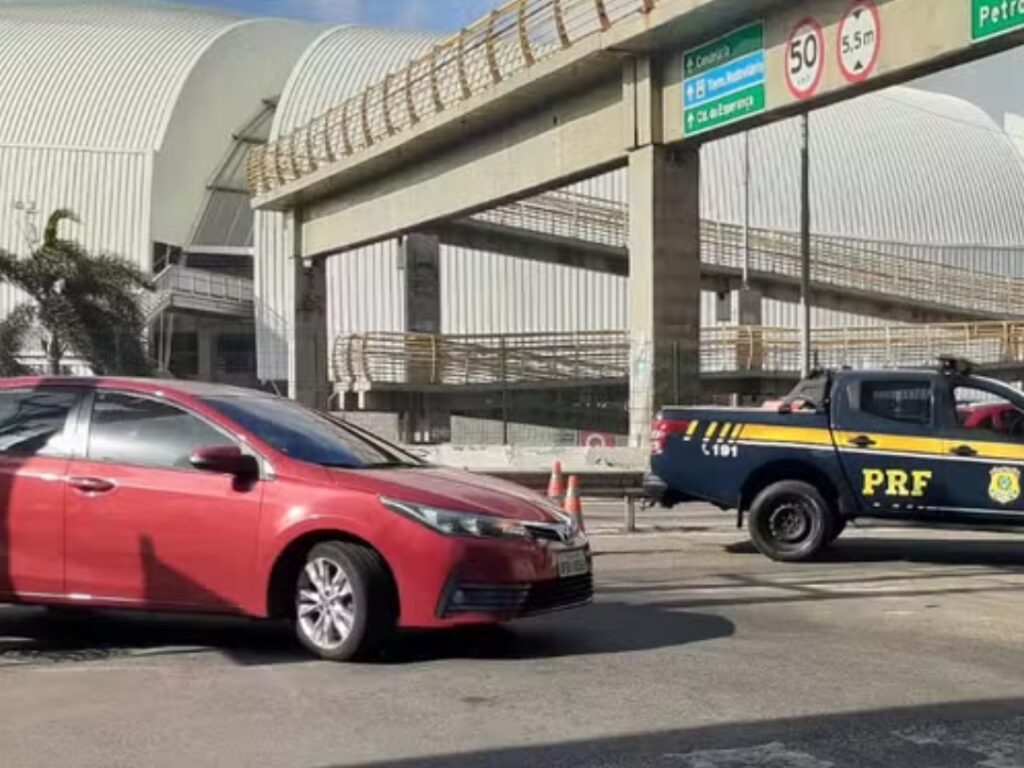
[329,467,563,523]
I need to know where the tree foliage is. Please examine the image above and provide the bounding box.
[0,210,154,376]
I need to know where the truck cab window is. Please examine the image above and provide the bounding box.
[853,380,932,426]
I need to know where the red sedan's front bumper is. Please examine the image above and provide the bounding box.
[386,522,592,629]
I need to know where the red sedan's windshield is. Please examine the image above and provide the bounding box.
[201,395,420,469]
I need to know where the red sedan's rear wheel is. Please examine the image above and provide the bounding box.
[293,541,396,662]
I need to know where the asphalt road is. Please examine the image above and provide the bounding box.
[4,504,1024,767]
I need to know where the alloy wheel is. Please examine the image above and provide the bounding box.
[297,557,357,652]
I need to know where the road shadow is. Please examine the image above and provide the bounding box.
[378,601,734,664]
[328,697,1024,768]
[726,536,1024,568]
[0,606,304,666]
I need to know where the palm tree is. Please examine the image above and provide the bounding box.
[0,209,154,376]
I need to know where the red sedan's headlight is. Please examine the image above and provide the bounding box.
[380,497,532,540]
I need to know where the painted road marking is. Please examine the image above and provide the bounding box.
[664,742,834,767]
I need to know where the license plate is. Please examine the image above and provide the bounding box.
[557,549,590,578]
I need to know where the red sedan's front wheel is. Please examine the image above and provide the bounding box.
[293,541,396,662]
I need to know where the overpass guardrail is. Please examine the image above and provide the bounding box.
[247,0,655,195]
[333,322,1024,390]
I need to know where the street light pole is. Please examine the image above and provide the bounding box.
[742,131,751,289]
[799,113,811,378]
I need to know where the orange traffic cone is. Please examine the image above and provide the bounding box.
[564,475,585,532]
[547,460,565,505]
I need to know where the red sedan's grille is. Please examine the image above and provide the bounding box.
[522,574,593,614]
[439,574,593,617]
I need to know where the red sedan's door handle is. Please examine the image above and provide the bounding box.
[67,477,115,494]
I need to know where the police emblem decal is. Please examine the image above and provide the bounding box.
[989,467,1021,505]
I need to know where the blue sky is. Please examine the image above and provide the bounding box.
[180,0,497,31]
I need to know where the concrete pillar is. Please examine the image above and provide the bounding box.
[288,212,330,410]
[737,288,764,373]
[402,233,444,442]
[403,233,441,334]
[737,288,763,326]
[197,326,215,382]
[628,144,701,447]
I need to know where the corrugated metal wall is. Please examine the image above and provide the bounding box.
[0,147,151,310]
[0,1,254,152]
[442,247,627,334]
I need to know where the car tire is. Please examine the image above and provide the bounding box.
[293,541,396,662]
[748,481,832,562]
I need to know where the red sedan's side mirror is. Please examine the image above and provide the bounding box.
[190,445,260,479]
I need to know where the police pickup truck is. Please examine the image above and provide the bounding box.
[646,358,1024,562]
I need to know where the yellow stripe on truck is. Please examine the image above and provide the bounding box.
[686,421,699,437]
[705,422,719,440]
[953,440,1024,462]
[833,431,944,455]
[738,424,834,446]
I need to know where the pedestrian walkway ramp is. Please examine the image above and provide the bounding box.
[448,190,1024,323]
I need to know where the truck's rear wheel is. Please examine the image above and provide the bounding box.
[748,481,832,562]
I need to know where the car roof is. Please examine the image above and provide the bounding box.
[0,376,276,400]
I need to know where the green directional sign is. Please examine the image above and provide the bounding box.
[972,0,1024,41]
[685,84,766,136]
[684,22,764,79]
[683,21,766,138]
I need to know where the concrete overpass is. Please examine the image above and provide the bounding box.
[248,0,1024,443]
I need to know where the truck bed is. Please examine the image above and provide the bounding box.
[649,406,841,510]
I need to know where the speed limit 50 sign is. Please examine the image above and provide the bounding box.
[785,17,825,100]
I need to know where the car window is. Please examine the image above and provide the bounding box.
[0,388,80,458]
[201,395,418,469]
[953,385,1024,440]
[852,380,932,426]
[87,392,229,470]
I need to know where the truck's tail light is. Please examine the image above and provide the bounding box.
[651,416,689,455]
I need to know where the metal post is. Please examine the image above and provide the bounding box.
[742,131,751,288]
[799,114,811,378]
[624,493,637,533]
[500,338,509,445]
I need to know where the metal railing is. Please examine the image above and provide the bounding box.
[473,190,1024,318]
[335,331,630,389]
[154,265,253,303]
[703,322,1024,374]
[334,322,1024,389]
[143,265,254,323]
[247,0,655,195]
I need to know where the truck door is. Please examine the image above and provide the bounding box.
[939,379,1024,523]
[831,376,947,517]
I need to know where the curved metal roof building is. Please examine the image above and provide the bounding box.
[0,0,313,269]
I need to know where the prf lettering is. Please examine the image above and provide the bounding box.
[862,469,932,498]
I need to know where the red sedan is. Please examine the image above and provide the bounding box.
[0,377,591,661]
